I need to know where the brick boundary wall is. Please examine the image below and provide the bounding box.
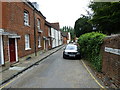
[101,34,120,88]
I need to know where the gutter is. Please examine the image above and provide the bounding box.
[33,9,37,56]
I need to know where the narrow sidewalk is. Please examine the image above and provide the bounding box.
[0,45,64,85]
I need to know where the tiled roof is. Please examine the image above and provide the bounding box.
[50,23,60,30]
[61,31,68,37]
[27,1,46,19]
[45,21,51,27]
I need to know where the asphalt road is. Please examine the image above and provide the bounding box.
[4,48,101,88]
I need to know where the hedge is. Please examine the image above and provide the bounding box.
[78,32,106,72]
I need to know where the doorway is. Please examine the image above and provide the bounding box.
[9,38,18,63]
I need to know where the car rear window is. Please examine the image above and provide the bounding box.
[65,45,77,50]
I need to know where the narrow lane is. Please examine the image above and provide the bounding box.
[4,48,100,88]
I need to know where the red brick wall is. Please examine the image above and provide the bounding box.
[2,2,45,60]
[35,12,45,52]
[63,37,67,44]
[101,34,120,88]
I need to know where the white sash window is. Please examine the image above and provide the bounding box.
[38,36,41,48]
[37,19,41,30]
[24,11,29,26]
[25,34,31,50]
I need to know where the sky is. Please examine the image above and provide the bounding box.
[29,0,91,28]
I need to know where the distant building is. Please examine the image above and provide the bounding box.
[67,32,71,43]
[61,32,68,44]
[50,23,62,48]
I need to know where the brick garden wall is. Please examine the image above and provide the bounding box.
[101,34,120,88]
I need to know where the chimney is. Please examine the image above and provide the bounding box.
[32,2,39,11]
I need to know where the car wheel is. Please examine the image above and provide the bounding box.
[63,54,66,59]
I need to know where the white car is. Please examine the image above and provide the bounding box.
[63,44,81,59]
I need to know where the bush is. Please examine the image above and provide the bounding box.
[78,32,106,72]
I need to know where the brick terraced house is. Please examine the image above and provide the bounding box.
[0,0,63,70]
[45,21,52,50]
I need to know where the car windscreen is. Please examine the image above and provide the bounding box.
[65,45,77,50]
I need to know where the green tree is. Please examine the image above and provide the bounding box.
[74,15,93,37]
[89,2,120,34]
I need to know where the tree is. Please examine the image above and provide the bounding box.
[74,15,93,37]
[89,2,120,34]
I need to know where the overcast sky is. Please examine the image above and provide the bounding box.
[29,0,91,28]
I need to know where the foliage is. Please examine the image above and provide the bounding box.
[74,15,93,38]
[89,2,120,34]
[78,32,106,71]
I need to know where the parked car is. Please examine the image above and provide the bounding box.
[63,44,81,59]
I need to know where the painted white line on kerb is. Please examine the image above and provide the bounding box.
[81,60,105,88]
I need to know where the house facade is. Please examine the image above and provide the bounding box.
[0,1,45,70]
[61,32,68,44]
[45,21,52,50]
[35,8,46,54]
[0,1,63,70]
[51,23,62,48]
[67,32,71,43]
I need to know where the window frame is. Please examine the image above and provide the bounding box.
[48,28,51,37]
[38,36,41,48]
[37,19,41,30]
[48,39,51,46]
[24,10,29,26]
[25,34,31,50]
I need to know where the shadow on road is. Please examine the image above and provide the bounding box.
[63,57,81,60]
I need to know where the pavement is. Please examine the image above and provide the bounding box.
[0,45,64,85]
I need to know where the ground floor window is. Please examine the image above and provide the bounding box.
[44,40,45,50]
[48,39,51,46]
[0,35,4,65]
[38,36,41,48]
[25,34,31,50]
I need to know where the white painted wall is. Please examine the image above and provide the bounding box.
[51,28,55,48]
[51,28,62,48]
[55,30,58,47]
[67,32,71,43]
[58,31,62,45]
[15,38,18,62]
[0,35,4,65]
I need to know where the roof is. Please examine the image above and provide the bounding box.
[61,32,68,37]
[50,23,60,30]
[45,21,51,27]
[26,0,46,19]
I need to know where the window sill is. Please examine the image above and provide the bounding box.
[24,24,30,27]
[25,48,31,50]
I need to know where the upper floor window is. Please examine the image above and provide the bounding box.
[24,11,29,26]
[37,19,41,30]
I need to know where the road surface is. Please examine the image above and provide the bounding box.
[3,48,102,88]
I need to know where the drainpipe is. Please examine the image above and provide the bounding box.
[33,8,37,56]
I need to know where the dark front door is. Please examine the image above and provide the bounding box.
[9,38,16,63]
